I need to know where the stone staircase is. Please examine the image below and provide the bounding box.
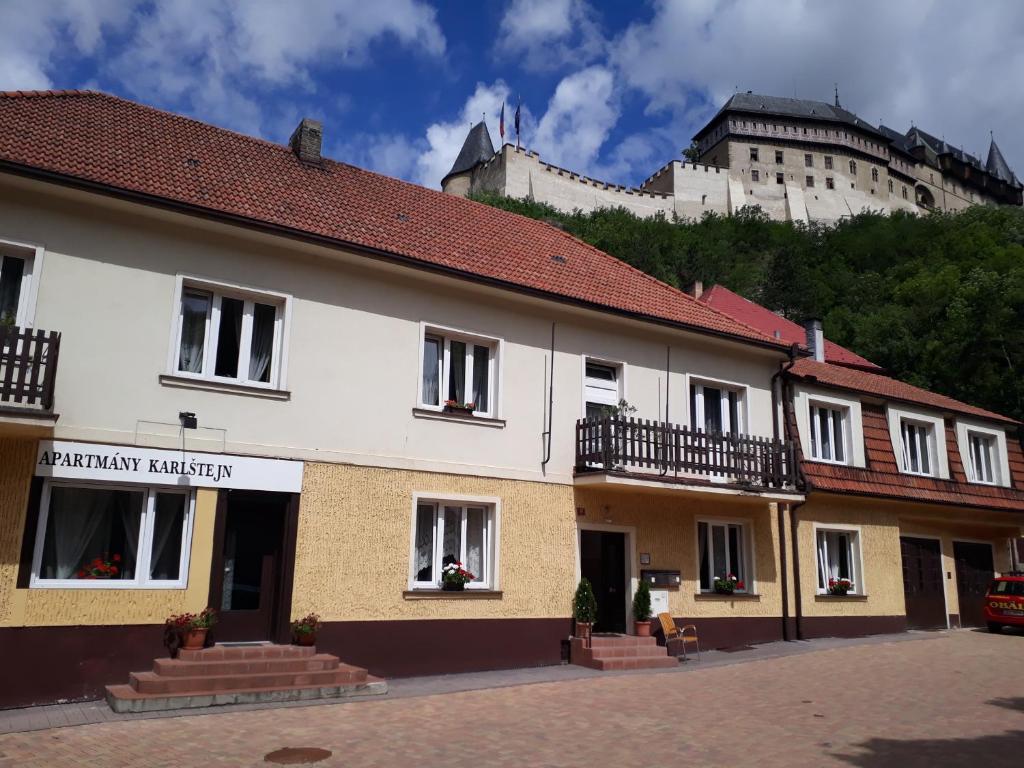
[571,634,679,671]
[105,643,386,713]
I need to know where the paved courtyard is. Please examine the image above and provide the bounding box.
[0,630,1021,767]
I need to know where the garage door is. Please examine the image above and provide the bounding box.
[900,536,947,630]
[953,541,995,628]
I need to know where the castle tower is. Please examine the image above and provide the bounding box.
[441,121,495,196]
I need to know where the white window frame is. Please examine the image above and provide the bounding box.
[0,237,45,328]
[165,274,291,390]
[808,401,850,464]
[813,524,864,595]
[886,405,949,479]
[695,517,755,594]
[581,356,625,418]
[417,322,502,418]
[955,420,1011,487]
[29,479,195,589]
[900,418,936,476]
[687,375,748,435]
[408,493,500,590]
[794,386,866,467]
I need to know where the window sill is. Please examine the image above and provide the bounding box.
[411,408,505,428]
[815,594,869,602]
[159,374,291,400]
[29,581,189,590]
[694,592,761,601]
[403,589,503,600]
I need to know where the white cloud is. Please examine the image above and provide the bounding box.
[533,66,619,174]
[496,0,605,71]
[333,132,424,181]
[612,0,1024,172]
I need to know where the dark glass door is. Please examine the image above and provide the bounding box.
[900,536,947,630]
[580,530,627,633]
[953,541,994,628]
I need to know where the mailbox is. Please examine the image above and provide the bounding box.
[641,569,682,588]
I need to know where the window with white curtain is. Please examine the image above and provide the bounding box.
[816,528,861,593]
[411,501,493,589]
[809,403,848,463]
[697,520,750,592]
[0,241,36,327]
[900,419,935,476]
[690,381,744,435]
[174,284,284,388]
[967,432,996,484]
[420,328,497,417]
[31,482,193,588]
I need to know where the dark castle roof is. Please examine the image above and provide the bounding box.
[442,121,495,185]
[694,92,885,140]
[987,138,1018,185]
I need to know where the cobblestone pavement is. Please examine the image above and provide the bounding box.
[0,630,1021,767]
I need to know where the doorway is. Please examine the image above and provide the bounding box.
[953,541,995,628]
[580,529,628,634]
[900,536,947,630]
[208,490,298,642]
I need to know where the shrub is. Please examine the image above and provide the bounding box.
[633,579,652,622]
[573,578,598,623]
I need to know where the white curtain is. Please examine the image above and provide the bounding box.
[422,338,440,406]
[442,506,461,567]
[248,303,275,382]
[448,342,466,402]
[178,290,210,373]
[471,345,489,411]
[465,507,484,582]
[149,493,185,580]
[49,488,108,579]
[414,504,435,581]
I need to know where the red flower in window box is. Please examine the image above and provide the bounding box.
[827,578,853,596]
[443,399,476,415]
[441,561,475,591]
[75,553,122,579]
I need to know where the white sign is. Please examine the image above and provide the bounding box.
[35,440,304,493]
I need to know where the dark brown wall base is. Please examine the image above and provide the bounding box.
[948,614,961,629]
[655,616,784,650]
[316,617,573,679]
[800,615,907,639]
[0,625,167,710]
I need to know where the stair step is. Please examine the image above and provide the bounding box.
[106,676,387,714]
[130,663,367,695]
[153,653,339,677]
[177,644,316,662]
[591,656,679,671]
[587,635,658,648]
[586,646,672,659]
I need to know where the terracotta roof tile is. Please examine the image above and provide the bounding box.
[0,90,785,350]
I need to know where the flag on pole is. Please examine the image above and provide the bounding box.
[514,97,521,149]
[499,102,505,141]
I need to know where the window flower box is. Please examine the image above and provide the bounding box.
[827,577,854,596]
[713,574,745,595]
[443,400,476,416]
[441,561,474,591]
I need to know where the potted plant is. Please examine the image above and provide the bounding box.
[713,574,745,595]
[827,577,853,596]
[632,579,652,636]
[441,561,474,591]
[165,608,217,651]
[573,578,598,642]
[291,612,323,646]
[444,399,476,415]
[75,553,122,579]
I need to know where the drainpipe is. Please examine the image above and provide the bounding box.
[770,344,799,442]
[789,498,809,640]
[541,322,556,470]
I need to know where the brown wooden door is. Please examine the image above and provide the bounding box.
[953,541,994,628]
[900,536,947,630]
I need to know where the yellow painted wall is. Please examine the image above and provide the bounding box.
[573,487,784,619]
[0,436,217,627]
[292,463,578,621]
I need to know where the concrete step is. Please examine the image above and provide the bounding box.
[152,653,339,677]
[587,634,658,648]
[589,656,679,671]
[106,676,387,714]
[176,644,317,662]
[130,663,367,695]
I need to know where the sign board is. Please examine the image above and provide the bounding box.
[35,440,304,493]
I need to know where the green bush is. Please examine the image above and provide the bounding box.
[632,579,652,622]
[573,578,597,623]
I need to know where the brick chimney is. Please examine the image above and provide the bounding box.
[804,318,825,362]
[289,118,322,164]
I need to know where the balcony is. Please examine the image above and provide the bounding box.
[575,414,798,492]
[0,325,61,419]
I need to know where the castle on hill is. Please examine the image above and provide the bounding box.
[442,91,1022,224]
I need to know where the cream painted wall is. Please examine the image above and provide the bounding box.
[0,176,787,487]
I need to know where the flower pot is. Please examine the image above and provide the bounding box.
[293,632,316,646]
[634,620,651,637]
[181,627,208,650]
[575,621,593,642]
[442,581,466,592]
[713,587,735,596]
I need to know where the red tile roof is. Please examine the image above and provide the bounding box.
[0,90,785,350]
[699,284,881,370]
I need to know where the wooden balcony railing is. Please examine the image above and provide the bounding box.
[0,325,61,412]
[575,414,797,489]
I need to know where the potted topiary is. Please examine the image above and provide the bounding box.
[632,579,652,636]
[291,612,323,646]
[573,578,598,642]
[166,607,217,651]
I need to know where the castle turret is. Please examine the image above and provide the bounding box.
[986,137,1014,183]
[441,121,495,196]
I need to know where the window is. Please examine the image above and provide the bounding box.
[967,432,996,484]
[751,169,760,182]
[889,179,894,193]
[902,185,908,199]
[809,403,847,463]
[174,283,284,387]
[871,168,879,182]
[698,521,749,592]
[411,500,494,589]
[826,177,835,190]
[849,160,857,174]
[31,482,193,588]
[690,381,744,435]
[775,150,784,164]
[816,528,861,594]
[749,147,759,162]
[420,328,498,417]
[805,175,815,188]
[900,419,935,475]
[776,172,784,185]
[584,360,620,419]
[0,241,37,327]
[804,153,813,168]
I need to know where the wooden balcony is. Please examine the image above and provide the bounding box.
[0,325,61,415]
[575,414,797,490]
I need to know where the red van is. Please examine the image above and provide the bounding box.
[986,573,1024,632]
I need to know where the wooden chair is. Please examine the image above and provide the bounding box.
[658,612,700,661]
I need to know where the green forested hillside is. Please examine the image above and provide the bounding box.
[471,192,1024,422]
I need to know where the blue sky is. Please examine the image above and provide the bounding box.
[3,1,1022,190]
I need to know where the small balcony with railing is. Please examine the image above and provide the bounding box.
[574,414,799,495]
[0,324,61,427]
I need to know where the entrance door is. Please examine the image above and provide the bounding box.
[209,490,295,642]
[953,541,995,628]
[900,536,946,630]
[580,530,627,634]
